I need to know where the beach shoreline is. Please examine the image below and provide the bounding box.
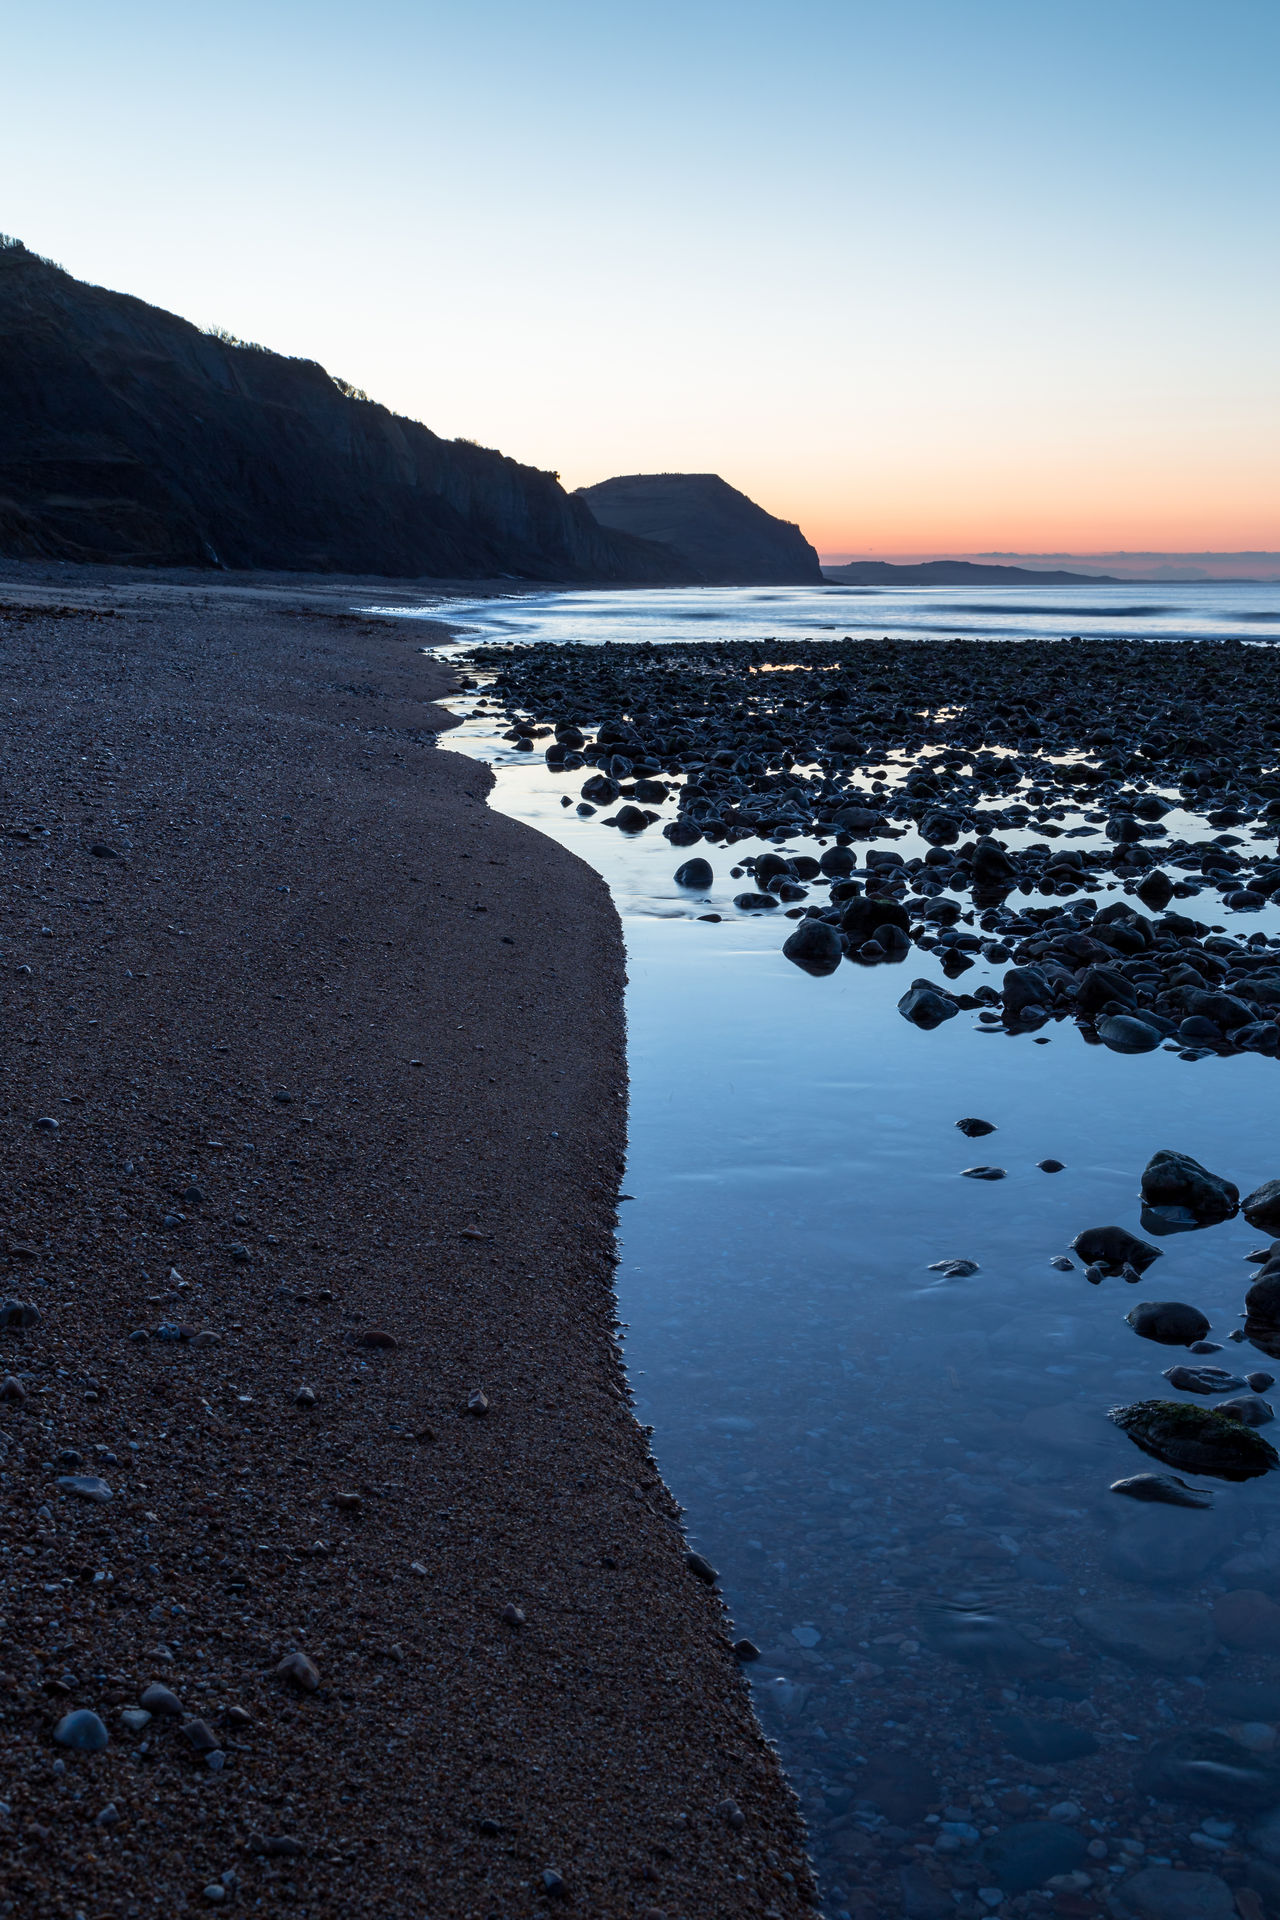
[0,567,815,1917]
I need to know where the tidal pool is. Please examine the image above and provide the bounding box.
[393,593,1280,1920]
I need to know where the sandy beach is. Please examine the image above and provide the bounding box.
[0,570,815,1918]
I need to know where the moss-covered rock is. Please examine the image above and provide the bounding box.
[1109,1399,1279,1482]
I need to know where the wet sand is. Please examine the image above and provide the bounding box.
[0,572,814,1917]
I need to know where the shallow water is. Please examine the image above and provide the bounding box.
[373,577,1280,649]
[388,590,1280,1919]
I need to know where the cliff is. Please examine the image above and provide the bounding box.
[575,472,824,585]
[0,240,689,582]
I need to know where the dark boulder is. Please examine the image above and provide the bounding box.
[1071,1225,1161,1273]
[1109,1399,1279,1481]
[673,858,714,890]
[898,979,960,1030]
[1126,1300,1211,1347]
[1243,1180,1280,1234]
[1140,1150,1239,1224]
[842,895,909,942]
[782,918,844,976]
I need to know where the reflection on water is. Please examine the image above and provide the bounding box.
[413,592,1280,1920]
[375,577,1280,650]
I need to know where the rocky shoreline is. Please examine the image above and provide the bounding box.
[468,635,1280,1061]
[0,573,815,1918]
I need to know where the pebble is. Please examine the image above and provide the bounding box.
[274,1651,320,1691]
[686,1551,718,1585]
[140,1683,182,1716]
[502,1603,526,1626]
[960,1166,1006,1181]
[53,1710,109,1753]
[55,1474,113,1503]
[467,1388,489,1415]
[294,1384,316,1406]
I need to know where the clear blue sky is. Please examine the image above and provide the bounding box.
[4,0,1277,553]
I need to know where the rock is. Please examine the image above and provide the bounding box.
[55,1475,112,1503]
[1071,1225,1161,1273]
[1140,1149,1239,1223]
[1137,1728,1280,1809]
[956,1117,996,1137]
[1038,1158,1065,1172]
[356,1329,397,1350]
[119,1708,151,1732]
[182,1718,219,1753]
[1073,1598,1215,1672]
[732,1639,760,1662]
[919,1603,1056,1679]
[501,1603,526,1627]
[274,1651,319,1692]
[843,893,910,938]
[0,1373,25,1403]
[1097,1012,1163,1052]
[0,1298,40,1329]
[467,1389,489,1415]
[686,1551,718,1585]
[1162,1365,1248,1394]
[859,1750,939,1822]
[1127,1300,1211,1346]
[1213,1589,1280,1651]
[992,1716,1099,1763]
[54,1709,109,1752]
[980,1822,1085,1895]
[898,978,959,1029]
[732,891,778,912]
[970,840,1019,887]
[140,1683,183,1716]
[1220,1533,1280,1590]
[1104,1503,1231,1582]
[1217,1393,1274,1426]
[1243,1180,1280,1233]
[1249,1371,1277,1390]
[781,918,843,975]
[673,857,714,889]
[1109,1399,1279,1480]
[581,773,620,804]
[897,1864,954,1919]
[294,1385,316,1407]
[961,1166,1006,1180]
[1110,1473,1213,1509]
[1002,965,1053,1016]
[927,1257,980,1277]
[613,803,649,832]
[1109,1864,1234,1919]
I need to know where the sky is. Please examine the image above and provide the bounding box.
[3,0,1278,558]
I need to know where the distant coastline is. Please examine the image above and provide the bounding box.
[823,551,1280,584]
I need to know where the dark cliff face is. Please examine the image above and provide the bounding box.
[574,472,824,586]
[0,243,690,582]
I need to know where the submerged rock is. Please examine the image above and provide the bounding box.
[918,1603,1057,1679]
[991,1715,1098,1764]
[1109,1398,1280,1481]
[1137,1727,1280,1808]
[979,1822,1085,1895]
[955,1117,996,1138]
[1162,1364,1248,1394]
[1074,1598,1215,1672]
[1109,1865,1234,1920]
[1110,1472,1213,1508]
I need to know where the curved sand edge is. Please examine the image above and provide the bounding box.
[0,574,816,1917]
